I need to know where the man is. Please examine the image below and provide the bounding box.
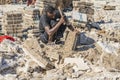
[39,5,78,44]
[27,0,36,6]
[27,0,32,6]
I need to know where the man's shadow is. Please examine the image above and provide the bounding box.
[0,55,17,75]
[73,32,95,51]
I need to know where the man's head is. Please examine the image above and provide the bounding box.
[44,5,55,19]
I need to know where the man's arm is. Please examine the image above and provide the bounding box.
[45,17,64,36]
[45,16,65,42]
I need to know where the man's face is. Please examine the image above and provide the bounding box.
[47,11,55,19]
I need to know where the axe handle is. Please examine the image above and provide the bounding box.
[58,7,63,17]
[58,7,67,25]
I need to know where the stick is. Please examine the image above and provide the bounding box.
[58,7,63,17]
[58,6,66,25]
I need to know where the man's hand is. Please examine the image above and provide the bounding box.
[59,16,65,24]
[74,27,80,34]
[68,24,80,34]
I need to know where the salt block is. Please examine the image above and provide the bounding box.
[64,58,89,71]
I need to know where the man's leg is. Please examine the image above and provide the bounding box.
[40,32,48,44]
[55,24,66,39]
[54,25,66,44]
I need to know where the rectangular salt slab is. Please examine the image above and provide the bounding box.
[72,11,87,22]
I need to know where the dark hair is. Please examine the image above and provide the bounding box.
[44,5,55,14]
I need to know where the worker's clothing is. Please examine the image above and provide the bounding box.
[27,0,36,6]
[86,22,102,32]
[0,35,15,43]
[27,0,32,6]
[39,10,67,44]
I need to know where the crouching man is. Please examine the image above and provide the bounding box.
[39,5,78,44]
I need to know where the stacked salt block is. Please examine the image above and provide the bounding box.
[0,13,2,26]
[0,0,12,4]
[0,13,2,32]
[35,0,57,8]
[115,0,120,10]
[72,0,94,15]
[35,0,57,15]
[94,0,115,10]
[56,0,73,9]
[94,10,120,22]
[100,23,120,42]
[23,8,40,27]
[35,0,73,15]
[72,0,94,28]
[94,0,120,22]
[23,8,40,38]
[64,0,73,8]
[2,11,23,37]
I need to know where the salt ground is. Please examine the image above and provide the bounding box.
[0,1,120,80]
